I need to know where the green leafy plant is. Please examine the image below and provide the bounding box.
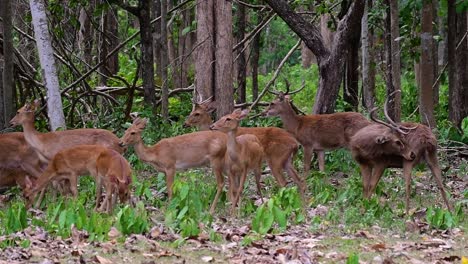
[1,202,28,235]
[115,202,149,235]
[426,204,464,230]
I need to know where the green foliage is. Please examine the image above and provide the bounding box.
[346,253,360,264]
[116,202,149,235]
[0,202,28,235]
[252,187,304,234]
[426,204,465,230]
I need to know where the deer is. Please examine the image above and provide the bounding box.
[118,117,227,213]
[210,109,265,212]
[184,98,305,194]
[23,145,132,213]
[263,91,371,176]
[0,132,46,197]
[350,99,452,214]
[9,100,124,207]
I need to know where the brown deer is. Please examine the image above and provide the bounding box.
[350,106,452,214]
[263,92,371,175]
[119,117,227,213]
[184,99,304,193]
[210,109,265,212]
[24,145,132,213]
[9,100,124,206]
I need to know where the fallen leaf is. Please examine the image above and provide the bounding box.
[108,227,121,240]
[94,255,113,264]
[201,256,214,262]
[371,243,386,251]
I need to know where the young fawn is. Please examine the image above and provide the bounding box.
[210,109,265,212]
[350,106,452,214]
[184,100,304,193]
[264,92,371,175]
[119,117,227,213]
[24,145,132,213]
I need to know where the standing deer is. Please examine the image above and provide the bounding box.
[210,109,264,212]
[119,117,227,213]
[350,105,452,214]
[263,92,371,175]
[184,99,304,193]
[9,100,124,207]
[24,145,132,213]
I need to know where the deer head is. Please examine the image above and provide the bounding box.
[184,98,216,128]
[209,109,250,132]
[119,117,148,147]
[10,100,41,127]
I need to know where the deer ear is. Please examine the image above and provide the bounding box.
[130,112,139,121]
[32,99,41,110]
[375,135,389,144]
[232,108,243,116]
[238,109,250,120]
[204,101,217,113]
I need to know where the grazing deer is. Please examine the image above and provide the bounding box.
[184,99,304,193]
[210,109,264,212]
[24,145,132,213]
[9,100,124,206]
[350,105,452,214]
[119,117,227,213]
[263,92,371,175]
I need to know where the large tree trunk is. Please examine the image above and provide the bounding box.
[448,0,468,128]
[266,0,365,114]
[139,1,156,107]
[1,0,15,128]
[432,0,439,106]
[361,0,375,110]
[160,0,169,119]
[389,0,401,122]
[29,0,66,130]
[99,7,119,85]
[343,25,360,111]
[235,3,247,104]
[195,0,215,101]
[214,0,234,117]
[419,0,436,127]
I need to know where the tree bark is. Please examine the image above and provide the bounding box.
[99,6,119,85]
[389,0,401,122]
[160,0,169,119]
[1,0,15,128]
[361,0,375,110]
[419,0,436,127]
[195,0,215,101]
[432,0,439,106]
[235,2,247,104]
[251,23,261,101]
[29,0,66,130]
[139,1,156,107]
[265,0,365,114]
[448,0,468,128]
[153,0,162,78]
[343,25,360,111]
[78,6,93,66]
[214,0,234,117]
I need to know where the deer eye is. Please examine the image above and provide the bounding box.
[226,118,232,122]
[130,132,136,135]
[194,113,200,117]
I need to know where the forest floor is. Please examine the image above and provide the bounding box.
[0,152,467,264]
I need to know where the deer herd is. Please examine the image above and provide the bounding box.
[0,92,452,216]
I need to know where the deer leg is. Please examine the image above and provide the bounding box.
[94,176,103,210]
[268,158,287,187]
[424,152,452,212]
[303,147,313,177]
[283,153,305,193]
[402,161,414,215]
[165,168,175,200]
[68,173,79,198]
[368,164,386,196]
[253,166,264,203]
[317,150,326,171]
[358,163,372,198]
[209,162,225,214]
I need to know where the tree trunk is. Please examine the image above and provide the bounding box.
[419,0,435,127]
[214,0,234,117]
[153,0,162,78]
[361,0,375,110]
[432,0,439,106]
[99,7,119,85]
[139,1,156,107]
[1,0,15,128]
[78,6,93,66]
[389,0,401,122]
[29,0,66,130]
[160,0,169,119]
[235,3,247,104]
[266,0,365,114]
[343,26,360,111]
[251,25,261,101]
[195,0,215,101]
[448,0,468,128]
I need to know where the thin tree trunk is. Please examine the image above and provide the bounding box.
[361,0,375,110]
[78,6,93,66]
[214,0,234,117]
[419,0,435,127]
[99,7,119,84]
[1,0,15,128]
[432,0,439,106]
[140,1,156,107]
[161,0,169,119]
[153,0,162,78]
[29,0,66,130]
[195,0,215,100]
[251,24,261,101]
[235,3,247,104]
[389,0,401,122]
[384,0,395,120]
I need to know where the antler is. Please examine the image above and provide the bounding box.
[383,90,417,133]
[268,79,305,96]
[370,107,410,135]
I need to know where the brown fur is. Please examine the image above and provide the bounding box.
[350,123,451,213]
[210,109,265,213]
[119,118,226,213]
[264,92,371,175]
[185,102,304,193]
[24,145,132,213]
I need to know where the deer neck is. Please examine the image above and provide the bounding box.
[21,115,46,156]
[198,115,213,131]
[278,104,300,134]
[133,137,154,162]
[226,129,241,162]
